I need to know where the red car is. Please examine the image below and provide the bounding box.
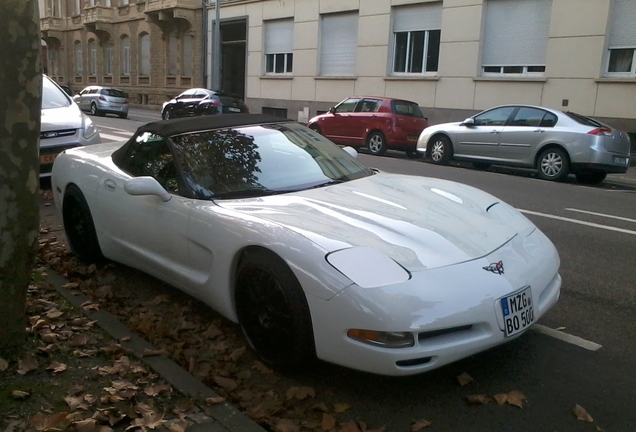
[307,96,428,157]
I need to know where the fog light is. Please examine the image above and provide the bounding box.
[347,329,414,348]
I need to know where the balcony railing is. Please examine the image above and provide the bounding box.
[83,6,114,24]
[40,17,65,32]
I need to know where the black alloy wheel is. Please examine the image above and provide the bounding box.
[235,249,315,369]
[62,185,104,263]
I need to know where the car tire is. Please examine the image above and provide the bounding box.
[308,124,321,135]
[575,171,607,185]
[89,103,102,117]
[119,113,128,119]
[235,249,315,369]
[62,184,104,263]
[537,147,570,182]
[428,135,452,165]
[472,162,491,170]
[162,108,173,120]
[367,131,387,156]
[406,150,423,159]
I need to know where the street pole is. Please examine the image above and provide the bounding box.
[212,0,221,90]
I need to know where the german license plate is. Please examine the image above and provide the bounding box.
[613,157,627,165]
[228,107,241,113]
[501,287,534,337]
[40,153,58,164]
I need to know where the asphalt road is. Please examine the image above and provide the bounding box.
[40,110,636,432]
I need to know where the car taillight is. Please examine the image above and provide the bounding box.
[588,127,612,136]
[99,96,106,101]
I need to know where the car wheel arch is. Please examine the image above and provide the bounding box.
[534,143,571,167]
[366,130,388,155]
[535,144,571,181]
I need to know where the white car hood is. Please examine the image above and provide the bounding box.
[219,174,531,272]
[41,104,83,132]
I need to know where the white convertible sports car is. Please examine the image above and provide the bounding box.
[52,114,561,376]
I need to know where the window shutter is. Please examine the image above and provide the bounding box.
[320,12,358,76]
[608,0,636,48]
[265,19,293,54]
[482,0,552,66]
[393,2,442,32]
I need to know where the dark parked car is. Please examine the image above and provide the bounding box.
[162,88,249,120]
[74,85,129,119]
[307,96,429,158]
[417,104,632,184]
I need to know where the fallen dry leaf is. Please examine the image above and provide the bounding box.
[29,412,69,431]
[312,402,330,413]
[12,390,31,400]
[126,412,166,430]
[275,418,300,432]
[493,393,508,405]
[46,361,67,374]
[505,390,526,408]
[340,421,362,432]
[465,394,493,405]
[322,413,337,431]
[204,396,226,406]
[17,355,39,375]
[556,326,566,331]
[334,403,351,413]
[573,404,594,422]
[456,372,474,386]
[229,346,246,362]
[80,301,99,311]
[0,357,8,371]
[142,348,167,357]
[69,333,91,347]
[213,375,238,391]
[411,419,432,431]
[286,386,316,401]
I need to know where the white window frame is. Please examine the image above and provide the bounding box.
[481,0,552,77]
[319,12,358,77]
[139,33,151,77]
[74,42,83,75]
[392,3,442,76]
[264,19,294,75]
[121,36,131,76]
[606,0,636,77]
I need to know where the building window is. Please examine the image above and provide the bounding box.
[264,19,293,74]
[182,33,193,77]
[104,42,113,76]
[320,12,358,76]
[139,33,151,77]
[392,3,441,74]
[168,31,177,76]
[47,48,58,75]
[121,36,130,76]
[482,0,552,76]
[262,107,288,118]
[74,42,83,75]
[606,0,636,76]
[88,39,97,76]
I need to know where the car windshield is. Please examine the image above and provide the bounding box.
[392,100,425,118]
[170,122,374,199]
[42,76,71,109]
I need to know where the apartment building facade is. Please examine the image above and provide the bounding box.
[39,0,636,149]
[39,0,206,106]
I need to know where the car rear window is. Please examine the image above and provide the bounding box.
[42,76,72,109]
[218,95,247,107]
[101,89,128,98]
[392,100,424,118]
[564,111,603,128]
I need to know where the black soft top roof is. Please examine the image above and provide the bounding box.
[137,113,289,137]
[112,114,291,166]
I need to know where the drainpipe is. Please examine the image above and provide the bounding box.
[202,0,208,88]
[212,0,221,91]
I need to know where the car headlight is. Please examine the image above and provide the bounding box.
[326,247,410,288]
[82,115,98,140]
[347,329,414,348]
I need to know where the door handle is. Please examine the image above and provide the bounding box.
[534,129,545,133]
[490,130,499,134]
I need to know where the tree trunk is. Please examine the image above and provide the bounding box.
[0,0,42,353]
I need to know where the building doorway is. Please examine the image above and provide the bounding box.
[220,20,246,100]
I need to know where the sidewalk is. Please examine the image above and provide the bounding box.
[45,268,266,432]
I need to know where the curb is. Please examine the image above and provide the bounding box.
[44,268,267,432]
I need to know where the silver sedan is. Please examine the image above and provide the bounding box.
[417,104,631,184]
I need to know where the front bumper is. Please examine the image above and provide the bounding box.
[308,229,561,376]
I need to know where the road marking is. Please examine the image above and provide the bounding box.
[100,133,130,142]
[565,208,636,224]
[519,209,636,236]
[531,324,602,351]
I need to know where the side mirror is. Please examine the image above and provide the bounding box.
[460,118,475,126]
[124,176,172,202]
[342,146,358,158]
[328,106,336,114]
